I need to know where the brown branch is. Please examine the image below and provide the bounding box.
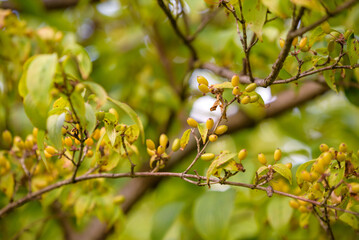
[157,0,198,61]
[288,0,358,39]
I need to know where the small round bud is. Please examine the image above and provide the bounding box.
[64,137,73,147]
[147,148,156,156]
[289,200,299,209]
[274,148,282,161]
[61,127,67,135]
[237,149,247,161]
[285,163,292,169]
[157,145,165,155]
[231,75,240,87]
[146,139,156,150]
[258,153,267,165]
[279,38,285,48]
[250,94,259,103]
[232,86,240,95]
[44,150,53,158]
[245,83,257,92]
[85,138,94,146]
[92,129,101,141]
[292,37,298,47]
[32,128,38,139]
[321,151,333,165]
[198,84,210,94]
[336,152,346,162]
[86,150,94,158]
[45,146,57,155]
[197,76,208,86]
[339,143,347,153]
[214,125,228,135]
[241,95,250,104]
[209,134,218,142]
[319,143,329,152]
[312,161,325,174]
[171,138,180,152]
[113,195,125,204]
[2,130,12,145]
[201,153,215,161]
[159,134,169,148]
[187,118,198,128]
[299,36,307,49]
[300,170,311,182]
[74,138,81,145]
[206,118,214,130]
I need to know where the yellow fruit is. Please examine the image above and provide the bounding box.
[109,108,119,121]
[286,163,292,169]
[237,149,247,161]
[209,134,218,142]
[214,125,228,135]
[274,148,282,161]
[146,139,156,150]
[171,138,180,152]
[289,200,299,209]
[96,111,105,121]
[336,152,346,162]
[61,127,67,135]
[292,37,298,47]
[258,153,267,165]
[241,95,250,104]
[299,37,307,49]
[2,130,12,145]
[157,145,165,155]
[206,118,214,130]
[300,170,311,182]
[64,137,73,147]
[301,45,310,52]
[312,161,325,174]
[250,94,259,103]
[65,113,72,122]
[321,151,333,165]
[74,138,80,145]
[86,150,94,158]
[350,183,359,193]
[113,195,125,204]
[32,128,38,139]
[321,21,331,34]
[24,138,34,150]
[13,136,24,149]
[147,148,156,156]
[92,129,101,140]
[44,150,53,158]
[339,143,347,152]
[201,153,215,161]
[197,76,208,85]
[85,138,94,146]
[319,143,329,152]
[279,38,285,48]
[198,84,210,94]
[187,118,198,128]
[45,146,57,155]
[159,134,168,148]
[299,205,308,213]
[231,75,240,87]
[310,171,320,181]
[245,83,257,92]
[232,86,240,95]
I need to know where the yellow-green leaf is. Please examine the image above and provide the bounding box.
[273,163,292,184]
[180,129,191,150]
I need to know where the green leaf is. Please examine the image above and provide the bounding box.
[347,34,359,66]
[85,103,96,136]
[197,123,208,144]
[299,212,310,228]
[261,0,291,18]
[257,165,268,175]
[296,159,316,187]
[24,94,49,130]
[124,124,140,144]
[83,81,108,108]
[26,54,58,103]
[291,0,324,12]
[0,172,14,199]
[309,27,326,47]
[193,190,235,240]
[273,163,292,184]
[328,161,345,187]
[344,75,359,107]
[339,213,359,230]
[150,202,184,240]
[53,97,69,109]
[46,113,65,151]
[70,91,86,126]
[107,97,145,143]
[242,0,267,41]
[105,121,116,146]
[267,197,293,231]
[212,81,233,89]
[180,129,191,150]
[323,70,339,93]
[37,129,49,170]
[216,152,237,167]
[74,195,91,220]
[62,55,82,80]
[18,55,36,98]
[64,44,92,79]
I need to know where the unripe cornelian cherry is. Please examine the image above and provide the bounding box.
[198,84,210,94]
[201,153,215,161]
[274,148,282,161]
[237,149,247,161]
[231,75,240,87]
[206,118,214,130]
[299,36,307,49]
[146,139,156,150]
[279,38,285,48]
[232,86,240,95]
[209,134,218,142]
[214,125,228,135]
[187,118,198,128]
[319,143,329,152]
[159,133,169,148]
[171,138,180,152]
[339,143,347,152]
[197,76,208,85]
[245,83,257,92]
[258,153,267,165]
